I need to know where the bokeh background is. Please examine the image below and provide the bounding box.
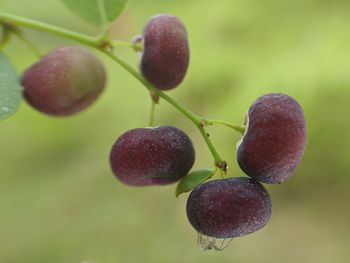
[1,0,350,262]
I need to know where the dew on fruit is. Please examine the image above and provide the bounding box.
[1,107,9,112]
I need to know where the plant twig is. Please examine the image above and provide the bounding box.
[0,11,235,173]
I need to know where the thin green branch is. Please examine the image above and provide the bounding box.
[157,91,201,125]
[101,50,154,92]
[0,12,100,47]
[156,91,226,166]
[196,125,226,168]
[205,119,245,134]
[149,98,156,127]
[111,40,134,48]
[12,31,42,57]
[0,11,228,172]
[111,39,143,52]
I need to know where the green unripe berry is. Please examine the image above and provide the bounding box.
[22,46,106,116]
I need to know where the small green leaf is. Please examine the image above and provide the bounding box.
[60,0,129,25]
[176,168,215,197]
[0,53,22,121]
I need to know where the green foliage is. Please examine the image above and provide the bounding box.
[60,0,129,25]
[176,168,215,197]
[0,53,22,121]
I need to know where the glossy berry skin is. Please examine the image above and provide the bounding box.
[22,47,106,116]
[186,177,272,239]
[141,14,190,90]
[237,93,307,184]
[110,126,195,186]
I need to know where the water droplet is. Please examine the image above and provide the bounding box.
[1,107,9,112]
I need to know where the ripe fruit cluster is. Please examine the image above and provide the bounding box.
[18,13,307,251]
[107,15,307,250]
[185,93,306,250]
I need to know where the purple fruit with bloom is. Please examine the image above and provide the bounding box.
[186,177,272,238]
[141,14,189,90]
[237,93,307,184]
[110,126,195,186]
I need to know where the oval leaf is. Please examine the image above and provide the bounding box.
[176,168,215,197]
[60,0,129,25]
[0,53,22,121]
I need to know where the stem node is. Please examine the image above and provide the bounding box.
[199,120,207,128]
[131,35,143,52]
[99,40,114,52]
[215,160,228,174]
[150,92,159,104]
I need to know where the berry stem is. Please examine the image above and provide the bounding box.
[205,119,245,134]
[0,11,227,173]
[156,91,200,125]
[110,40,134,48]
[149,98,156,127]
[12,30,42,57]
[156,91,226,168]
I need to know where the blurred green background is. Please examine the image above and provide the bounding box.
[1,0,350,262]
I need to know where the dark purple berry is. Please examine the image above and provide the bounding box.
[186,177,272,239]
[109,126,195,186]
[141,14,189,90]
[22,46,106,116]
[237,93,307,184]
